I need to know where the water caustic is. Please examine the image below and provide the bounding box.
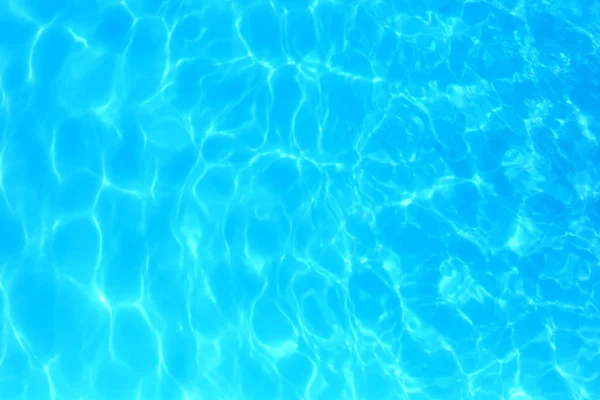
[0,0,599,399]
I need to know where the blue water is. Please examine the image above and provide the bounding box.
[1,0,599,399]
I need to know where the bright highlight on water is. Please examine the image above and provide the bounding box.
[0,0,599,399]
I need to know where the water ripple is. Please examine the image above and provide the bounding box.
[1,0,599,399]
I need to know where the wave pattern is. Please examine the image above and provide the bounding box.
[1,0,600,399]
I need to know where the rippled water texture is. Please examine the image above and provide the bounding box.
[1,0,599,399]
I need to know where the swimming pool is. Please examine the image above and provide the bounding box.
[0,0,599,399]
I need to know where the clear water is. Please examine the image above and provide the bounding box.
[1,0,599,399]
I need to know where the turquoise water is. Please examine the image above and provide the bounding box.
[1,0,599,399]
